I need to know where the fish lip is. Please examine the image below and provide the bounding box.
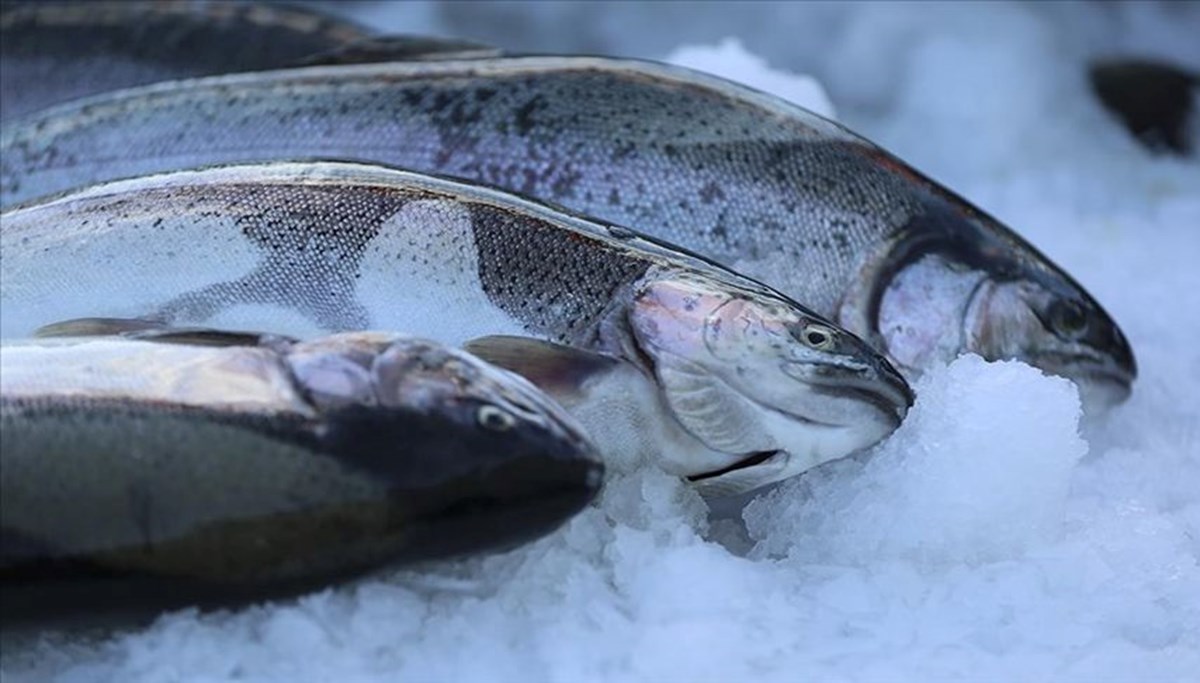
[1029,350,1135,409]
[686,449,782,483]
[815,383,909,426]
[797,361,915,425]
[1031,349,1136,393]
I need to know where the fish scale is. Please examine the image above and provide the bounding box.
[2,175,650,343]
[0,332,604,614]
[0,161,913,496]
[0,56,1134,412]
[1,61,893,313]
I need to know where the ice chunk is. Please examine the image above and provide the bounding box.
[746,355,1087,566]
[664,37,837,119]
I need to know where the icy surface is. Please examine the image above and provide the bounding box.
[664,37,837,119]
[4,2,1200,681]
[745,356,1088,567]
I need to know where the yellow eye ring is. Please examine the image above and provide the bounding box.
[477,405,516,431]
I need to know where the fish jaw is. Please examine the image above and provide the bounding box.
[609,268,911,494]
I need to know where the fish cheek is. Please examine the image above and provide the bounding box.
[962,279,1055,364]
[875,255,989,374]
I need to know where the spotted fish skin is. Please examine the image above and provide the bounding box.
[0,331,602,616]
[0,163,665,345]
[0,162,914,498]
[0,0,371,122]
[0,56,1135,406]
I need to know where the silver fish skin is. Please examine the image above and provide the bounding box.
[0,161,912,495]
[0,0,371,122]
[0,56,1134,409]
[0,331,602,613]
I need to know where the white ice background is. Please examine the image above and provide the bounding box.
[3,1,1199,681]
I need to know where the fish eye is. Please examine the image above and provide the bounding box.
[477,405,517,431]
[801,324,836,350]
[1049,300,1089,338]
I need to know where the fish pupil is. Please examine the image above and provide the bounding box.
[1052,300,1088,335]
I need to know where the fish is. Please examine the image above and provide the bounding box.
[0,329,603,616]
[0,56,1135,409]
[0,0,371,122]
[0,161,913,496]
[1089,58,1198,156]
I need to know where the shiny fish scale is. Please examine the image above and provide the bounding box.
[2,60,915,315]
[0,167,653,344]
[0,57,1134,411]
[3,162,919,498]
[470,203,647,337]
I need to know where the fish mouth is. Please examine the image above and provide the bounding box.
[686,450,782,483]
[814,382,911,426]
[1031,350,1134,409]
[803,361,915,425]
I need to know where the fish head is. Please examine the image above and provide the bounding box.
[874,191,1137,412]
[608,268,912,494]
[870,243,1136,413]
[963,274,1136,412]
[832,144,1136,413]
[287,333,603,554]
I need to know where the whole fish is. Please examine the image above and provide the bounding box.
[0,57,1134,409]
[0,161,912,496]
[0,330,602,616]
[0,0,370,122]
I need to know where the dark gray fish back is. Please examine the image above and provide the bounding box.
[0,58,1128,380]
[0,0,371,121]
[0,393,600,614]
[1,61,916,313]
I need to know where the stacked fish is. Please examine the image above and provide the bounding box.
[0,1,1135,616]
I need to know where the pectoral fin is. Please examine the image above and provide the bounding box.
[464,335,620,400]
[35,317,169,338]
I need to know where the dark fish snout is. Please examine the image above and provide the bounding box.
[808,355,914,425]
[319,404,603,561]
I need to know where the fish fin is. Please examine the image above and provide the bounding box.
[34,317,171,338]
[463,335,619,399]
[34,317,295,348]
[293,35,503,66]
[124,329,292,348]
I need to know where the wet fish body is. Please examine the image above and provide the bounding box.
[0,162,912,495]
[0,0,371,122]
[0,56,1133,407]
[0,331,602,615]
